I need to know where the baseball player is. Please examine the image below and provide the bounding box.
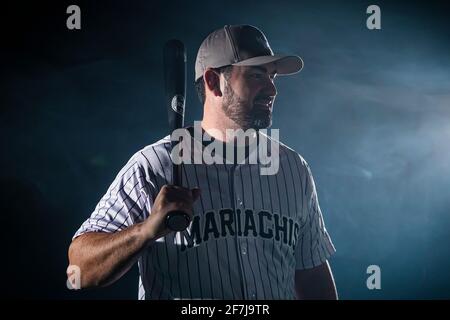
[68,25,337,300]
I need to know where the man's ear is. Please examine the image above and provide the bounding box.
[204,69,222,98]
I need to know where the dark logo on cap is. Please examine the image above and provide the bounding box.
[171,94,185,115]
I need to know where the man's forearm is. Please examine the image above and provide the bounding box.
[68,222,152,288]
[68,185,199,289]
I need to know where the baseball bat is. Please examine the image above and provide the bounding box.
[163,39,190,232]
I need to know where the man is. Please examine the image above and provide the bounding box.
[68,24,337,300]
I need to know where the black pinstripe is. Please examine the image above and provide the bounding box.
[239,166,258,299]
[214,163,236,299]
[248,164,267,299]
[181,163,204,299]
[192,164,215,299]
[226,163,247,299]
[256,163,275,298]
[205,165,225,299]
[265,173,281,299]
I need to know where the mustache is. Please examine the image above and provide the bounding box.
[254,95,271,101]
[253,95,275,104]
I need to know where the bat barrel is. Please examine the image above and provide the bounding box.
[164,39,186,132]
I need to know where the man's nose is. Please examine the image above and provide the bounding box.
[264,79,277,97]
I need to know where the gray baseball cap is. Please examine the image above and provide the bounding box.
[195,24,303,81]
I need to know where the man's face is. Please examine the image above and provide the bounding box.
[221,65,277,130]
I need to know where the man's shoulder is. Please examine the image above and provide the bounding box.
[126,135,172,170]
[260,130,309,167]
[139,135,172,156]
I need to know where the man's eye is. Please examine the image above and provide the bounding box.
[250,73,264,79]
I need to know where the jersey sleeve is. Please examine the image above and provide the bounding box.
[295,159,336,270]
[72,153,154,239]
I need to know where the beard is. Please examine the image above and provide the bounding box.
[221,82,272,131]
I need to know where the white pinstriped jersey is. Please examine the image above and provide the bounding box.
[73,127,336,299]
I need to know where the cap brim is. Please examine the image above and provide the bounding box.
[232,54,303,75]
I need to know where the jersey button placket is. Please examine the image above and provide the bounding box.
[234,166,244,207]
[232,165,248,299]
[241,242,247,255]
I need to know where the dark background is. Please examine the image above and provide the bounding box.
[1,0,449,299]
